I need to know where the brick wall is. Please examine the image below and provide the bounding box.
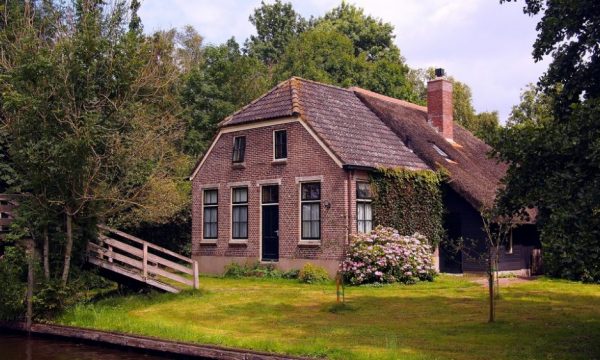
[192,118,352,271]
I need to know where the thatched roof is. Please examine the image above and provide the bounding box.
[352,87,506,209]
[217,77,507,209]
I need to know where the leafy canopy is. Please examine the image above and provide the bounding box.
[495,0,600,282]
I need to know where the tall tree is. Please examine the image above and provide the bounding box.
[183,38,271,156]
[244,0,307,65]
[318,2,397,61]
[494,0,600,282]
[1,0,189,285]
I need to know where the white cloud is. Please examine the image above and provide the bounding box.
[139,0,548,123]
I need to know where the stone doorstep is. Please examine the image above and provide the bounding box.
[0,321,309,360]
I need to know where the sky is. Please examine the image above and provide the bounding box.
[139,0,549,123]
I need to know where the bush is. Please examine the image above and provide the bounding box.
[224,262,299,279]
[342,226,436,285]
[0,246,27,320]
[298,263,330,284]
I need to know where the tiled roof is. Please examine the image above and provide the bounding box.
[220,80,299,126]
[218,77,507,209]
[221,77,429,170]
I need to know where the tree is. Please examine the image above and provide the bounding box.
[494,0,600,282]
[275,27,359,87]
[318,2,397,61]
[245,0,307,65]
[182,38,271,156]
[507,83,555,127]
[1,0,190,285]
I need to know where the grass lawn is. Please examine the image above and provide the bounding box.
[56,275,600,360]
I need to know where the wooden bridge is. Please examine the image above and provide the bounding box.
[0,194,17,240]
[0,194,198,293]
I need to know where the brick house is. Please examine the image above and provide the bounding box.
[189,74,540,276]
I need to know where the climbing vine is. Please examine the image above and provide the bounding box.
[370,167,445,247]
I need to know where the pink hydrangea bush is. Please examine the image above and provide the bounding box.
[341,226,436,285]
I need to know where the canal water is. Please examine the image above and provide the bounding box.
[0,332,175,359]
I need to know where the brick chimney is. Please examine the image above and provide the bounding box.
[427,68,453,140]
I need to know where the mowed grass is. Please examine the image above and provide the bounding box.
[56,275,600,360]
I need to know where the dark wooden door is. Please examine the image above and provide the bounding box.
[440,212,463,273]
[262,205,279,261]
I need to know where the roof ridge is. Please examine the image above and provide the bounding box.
[350,86,428,112]
[290,76,353,93]
[290,77,303,116]
[219,78,294,127]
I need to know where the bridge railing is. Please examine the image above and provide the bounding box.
[89,224,199,290]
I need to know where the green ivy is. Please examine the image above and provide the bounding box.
[370,168,445,247]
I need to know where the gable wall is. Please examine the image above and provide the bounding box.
[192,119,349,275]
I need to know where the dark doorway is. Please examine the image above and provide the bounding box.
[261,185,279,261]
[440,212,463,273]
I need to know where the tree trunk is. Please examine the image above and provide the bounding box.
[26,238,34,331]
[43,225,50,280]
[61,213,73,286]
[488,249,495,323]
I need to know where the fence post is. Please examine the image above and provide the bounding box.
[108,245,113,263]
[143,243,148,279]
[193,260,199,289]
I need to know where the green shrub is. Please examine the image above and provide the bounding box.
[0,246,27,320]
[282,268,300,279]
[33,279,78,320]
[224,262,299,279]
[223,262,247,278]
[299,263,330,283]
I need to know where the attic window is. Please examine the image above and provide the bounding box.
[432,144,454,163]
[432,144,448,157]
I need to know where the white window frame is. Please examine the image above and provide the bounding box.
[232,136,246,164]
[202,189,218,242]
[273,129,288,161]
[356,182,373,233]
[299,182,321,242]
[230,187,249,242]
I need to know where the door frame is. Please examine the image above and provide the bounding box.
[259,184,280,262]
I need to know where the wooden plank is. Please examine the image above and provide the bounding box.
[100,236,193,275]
[148,265,194,287]
[93,246,144,271]
[0,322,310,360]
[147,252,193,275]
[193,261,200,289]
[0,218,13,226]
[88,257,180,293]
[101,236,144,258]
[98,224,193,264]
[143,243,148,279]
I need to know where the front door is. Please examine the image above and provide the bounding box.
[262,205,279,261]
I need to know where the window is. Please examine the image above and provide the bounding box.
[203,189,218,239]
[274,130,287,160]
[301,182,320,239]
[356,182,373,233]
[232,136,246,163]
[262,185,279,204]
[231,187,248,239]
[506,229,513,254]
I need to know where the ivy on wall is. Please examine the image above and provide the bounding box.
[370,167,445,247]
